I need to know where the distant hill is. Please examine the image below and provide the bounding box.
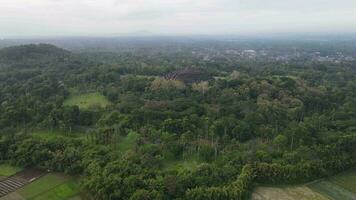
[0,44,70,64]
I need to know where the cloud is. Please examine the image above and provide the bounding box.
[0,0,356,37]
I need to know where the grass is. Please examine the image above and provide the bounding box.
[162,153,202,172]
[1,173,82,200]
[31,179,81,200]
[18,173,71,199]
[252,185,329,200]
[63,92,110,110]
[30,130,89,142]
[328,169,356,193]
[163,159,200,172]
[252,169,356,200]
[0,164,22,177]
[308,180,356,200]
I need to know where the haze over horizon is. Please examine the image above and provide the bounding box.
[1,0,356,38]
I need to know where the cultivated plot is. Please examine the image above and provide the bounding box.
[251,185,329,200]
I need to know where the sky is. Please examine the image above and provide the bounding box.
[1,0,356,37]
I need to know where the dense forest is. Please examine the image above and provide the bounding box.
[0,40,356,200]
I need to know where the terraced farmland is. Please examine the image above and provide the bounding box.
[0,177,27,197]
[0,169,45,198]
[0,171,82,200]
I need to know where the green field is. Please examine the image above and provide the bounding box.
[252,185,329,200]
[308,180,356,200]
[0,164,22,177]
[252,169,356,200]
[328,169,356,193]
[307,169,356,200]
[17,173,81,200]
[63,92,111,110]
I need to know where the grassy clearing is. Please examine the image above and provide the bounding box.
[64,92,110,110]
[308,180,356,200]
[252,185,329,200]
[327,169,356,194]
[0,164,22,177]
[1,173,82,200]
[18,173,68,198]
[31,179,81,200]
[18,173,79,200]
[163,153,202,172]
[163,159,200,172]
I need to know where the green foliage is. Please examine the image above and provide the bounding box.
[186,164,255,200]
[328,169,356,193]
[18,173,81,200]
[1,42,356,199]
[63,92,111,110]
[0,164,22,177]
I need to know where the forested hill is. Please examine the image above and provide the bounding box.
[0,44,71,64]
[0,41,356,200]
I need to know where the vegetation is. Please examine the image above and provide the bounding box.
[63,92,111,110]
[328,169,356,193]
[308,180,356,200]
[0,164,22,177]
[252,186,328,200]
[0,40,356,199]
[0,173,83,200]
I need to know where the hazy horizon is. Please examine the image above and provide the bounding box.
[1,0,356,38]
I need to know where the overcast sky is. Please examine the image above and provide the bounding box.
[1,0,356,37]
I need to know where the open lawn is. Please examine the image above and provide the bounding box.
[0,164,22,177]
[63,92,111,110]
[17,173,81,200]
